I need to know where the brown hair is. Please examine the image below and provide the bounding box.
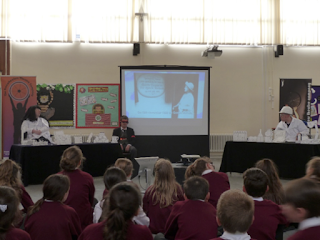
[217,189,254,234]
[103,167,127,190]
[243,168,269,198]
[183,176,209,200]
[0,186,21,240]
[0,159,23,200]
[255,159,284,204]
[148,159,182,208]
[102,182,141,240]
[28,174,70,216]
[114,158,133,177]
[306,157,320,181]
[184,157,211,179]
[60,146,85,171]
[284,178,320,218]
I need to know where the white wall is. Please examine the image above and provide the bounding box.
[10,42,320,138]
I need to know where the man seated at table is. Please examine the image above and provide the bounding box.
[275,106,308,141]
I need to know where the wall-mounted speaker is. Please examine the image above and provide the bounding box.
[275,45,284,57]
[133,43,140,56]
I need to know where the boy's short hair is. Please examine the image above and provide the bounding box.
[284,178,320,218]
[243,167,269,197]
[183,176,209,200]
[115,158,133,177]
[217,189,254,233]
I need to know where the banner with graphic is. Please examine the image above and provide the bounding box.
[280,79,311,122]
[76,84,120,128]
[1,76,37,157]
[311,86,320,126]
[37,84,75,127]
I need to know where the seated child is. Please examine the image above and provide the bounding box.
[243,168,287,240]
[0,186,31,240]
[165,176,218,240]
[210,189,255,240]
[282,178,320,240]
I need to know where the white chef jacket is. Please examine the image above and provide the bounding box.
[21,117,52,142]
[275,117,309,141]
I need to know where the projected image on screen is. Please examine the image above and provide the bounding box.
[121,68,209,136]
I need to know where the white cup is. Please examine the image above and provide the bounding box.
[111,136,119,143]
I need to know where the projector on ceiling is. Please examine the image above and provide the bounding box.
[201,45,223,58]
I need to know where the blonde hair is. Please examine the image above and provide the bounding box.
[184,157,211,179]
[114,158,133,177]
[306,157,320,181]
[0,159,23,199]
[148,159,181,208]
[60,146,85,171]
[217,189,254,233]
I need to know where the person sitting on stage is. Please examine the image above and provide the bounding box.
[281,178,320,240]
[243,168,287,240]
[21,105,53,143]
[185,157,230,208]
[58,146,95,230]
[165,176,218,240]
[112,115,137,159]
[0,186,31,240]
[0,159,33,214]
[275,106,308,142]
[210,189,255,240]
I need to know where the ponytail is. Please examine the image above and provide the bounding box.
[27,198,44,216]
[103,208,128,240]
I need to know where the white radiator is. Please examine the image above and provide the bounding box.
[210,135,233,152]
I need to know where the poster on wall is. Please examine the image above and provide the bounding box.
[1,76,37,158]
[279,79,311,122]
[37,84,75,127]
[311,86,320,126]
[76,84,120,128]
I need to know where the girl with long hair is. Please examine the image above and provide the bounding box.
[0,186,31,240]
[255,158,284,205]
[25,174,81,240]
[58,145,95,229]
[142,159,184,234]
[185,157,230,208]
[79,182,153,240]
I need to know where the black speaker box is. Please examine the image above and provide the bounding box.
[133,43,140,56]
[277,45,283,55]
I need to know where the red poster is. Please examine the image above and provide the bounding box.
[1,76,37,158]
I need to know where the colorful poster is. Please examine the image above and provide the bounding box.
[1,76,37,157]
[37,84,75,127]
[279,79,311,122]
[311,86,320,126]
[76,84,120,128]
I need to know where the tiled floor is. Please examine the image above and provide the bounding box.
[25,157,297,239]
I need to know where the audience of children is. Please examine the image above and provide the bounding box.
[185,157,230,208]
[243,167,287,240]
[79,182,153,240]
[143,159,184,234]
[58,146,95,229]
[210,189,255,240]
[0,186,31,240]
[24,174,82,240]
[165,176,218,239]
[281,178,320,240]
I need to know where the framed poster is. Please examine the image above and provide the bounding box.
[76,84,120,128]
[311,86,320,127]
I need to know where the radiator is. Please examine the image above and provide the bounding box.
[210,135,233,152]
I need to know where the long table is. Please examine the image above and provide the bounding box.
[219,141,320,179]
[9,143,124,186]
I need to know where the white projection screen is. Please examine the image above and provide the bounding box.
[120,66,210,136]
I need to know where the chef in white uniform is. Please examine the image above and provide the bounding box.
[275,106,309,141]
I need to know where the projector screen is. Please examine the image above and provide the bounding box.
[120,66,210,135]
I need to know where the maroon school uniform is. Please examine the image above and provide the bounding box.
[25,201,82,240]
[248,199,287,240]
[5,227,31,240]
[211,238,256,240]
[79,220,153,240]
[21,185,34,212]
[288,226,320,240]
[143,184,184,234]
[202,171,230,208]
[165,199,218,240]
[59,169,95,229]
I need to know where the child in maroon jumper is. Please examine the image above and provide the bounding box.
[165,176,218,240]
[0,186,31,240]
[25,174,82,240]
[59,145,95,229]
[243,168,287,240]
[210,189,256,240]
[281,178,320,240]
[79,182,153,240]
